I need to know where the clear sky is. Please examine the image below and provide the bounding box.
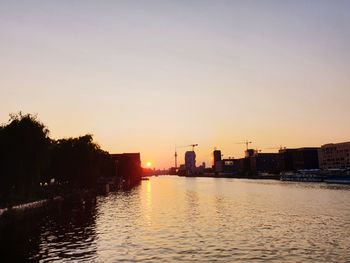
[1,1,349,168]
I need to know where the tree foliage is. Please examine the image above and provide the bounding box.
[0,113,115,206]
[49,135,114,188]
[0,113,50,202]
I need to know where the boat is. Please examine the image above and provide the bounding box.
[325,175,350,184]
[324,169,350,184]
[280,170,324,182]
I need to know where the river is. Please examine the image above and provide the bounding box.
[1,176,350,262]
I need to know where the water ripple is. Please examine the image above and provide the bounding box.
[1,177,350,262]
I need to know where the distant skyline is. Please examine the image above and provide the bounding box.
[1,1,350,168]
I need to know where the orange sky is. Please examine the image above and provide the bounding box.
[1,1,349,168]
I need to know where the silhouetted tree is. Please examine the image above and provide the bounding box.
[95,148,115,179]
[0,113,50,204]
[0,112,117,207]
[49,135,114,189]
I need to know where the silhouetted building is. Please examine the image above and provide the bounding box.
[178,164,186,176]
[111,153,141,186]
[278,149,296,171]
[169,167,177,175]
[237,157,251,175]
[250,153,279,173]
[213,150,222,171]
[278,148,319,171]
[215,160,223,173]
[294,148,319,170]
[245,149,257,158]
[319,142,350,169]
[197,162,206,174]
[185,151,196,174]
[222,158,240,173]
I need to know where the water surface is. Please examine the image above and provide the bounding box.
[1,176,350,262]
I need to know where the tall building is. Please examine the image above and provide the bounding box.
[213,150,221,165]
[319,142,350,169]
[185,151,196,174]
[213,149,222,172]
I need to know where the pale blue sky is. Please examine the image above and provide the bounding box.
[1,1,350,168]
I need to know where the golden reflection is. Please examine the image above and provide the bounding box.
[146,179,152,194]
[143,180,152,226]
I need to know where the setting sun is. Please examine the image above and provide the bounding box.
[146,161,152,167]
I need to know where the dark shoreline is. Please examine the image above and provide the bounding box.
[0,180,142,225]
[181,173,281,180]
[0,188,96,224]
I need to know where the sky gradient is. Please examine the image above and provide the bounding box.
[1,1,350,168]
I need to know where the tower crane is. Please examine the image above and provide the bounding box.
[236,140,252,150]
[263,146,286,151]
[174,144,198,169]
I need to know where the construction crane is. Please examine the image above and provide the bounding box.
[264,146,286,151]
[174,144,198,169]
[236,140,252,150]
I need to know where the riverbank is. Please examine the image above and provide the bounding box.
[0,188,93,224]
[0,197,60,227]
[0,180,142,225]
